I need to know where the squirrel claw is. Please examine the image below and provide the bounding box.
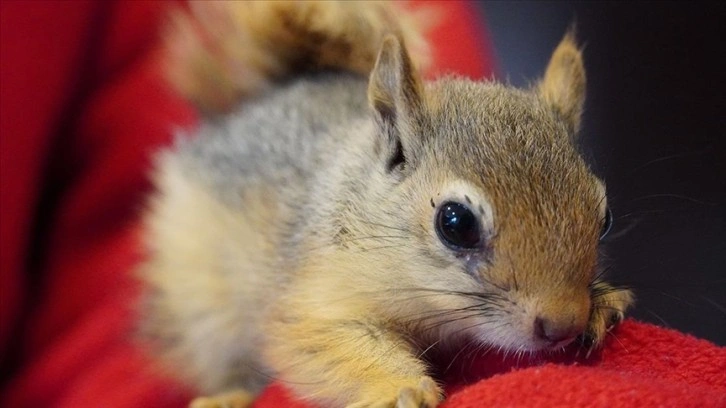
[348,377,442,408]
[396,377,441,408]
[606,311,625,332]
[189,390,253,408]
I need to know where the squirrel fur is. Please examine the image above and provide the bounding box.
[139,2,633,407]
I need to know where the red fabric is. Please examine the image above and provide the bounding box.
[2,1,723,408]
[1,1,197,406]
[440,320,726,407]
[422,0,498,80]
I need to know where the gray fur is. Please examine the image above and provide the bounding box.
[175,73,370,207]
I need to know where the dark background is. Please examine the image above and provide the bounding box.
[478,1,725,345]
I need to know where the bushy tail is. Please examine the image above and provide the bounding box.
[160,0,432,113]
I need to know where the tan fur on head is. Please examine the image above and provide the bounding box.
[161,1,433,113]
[538,30,586,134]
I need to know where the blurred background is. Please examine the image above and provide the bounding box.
[477,1,725,345]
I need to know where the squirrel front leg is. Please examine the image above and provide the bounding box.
[263,314,442,408]
[583,280,634,352]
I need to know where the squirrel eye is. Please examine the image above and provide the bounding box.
[600,207,613,240]
[435,202,481,250]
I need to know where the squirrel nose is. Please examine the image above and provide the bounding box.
[534,316,583,346]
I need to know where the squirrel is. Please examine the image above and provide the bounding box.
[138,1,634,407]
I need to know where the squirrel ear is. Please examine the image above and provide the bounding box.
[538,29,586,136]
[368,35,423,173]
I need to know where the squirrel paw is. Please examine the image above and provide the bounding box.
[189,390,253,408]
[580,281,634,355]
[347,377,442,408]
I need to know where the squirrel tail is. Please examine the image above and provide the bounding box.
[160,0,433,113]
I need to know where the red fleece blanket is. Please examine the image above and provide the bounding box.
[1,1,724,407]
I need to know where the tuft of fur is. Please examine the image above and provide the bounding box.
[160,0,432,113]
[140,10,633,408]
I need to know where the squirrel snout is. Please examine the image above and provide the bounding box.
[533,315,586,347]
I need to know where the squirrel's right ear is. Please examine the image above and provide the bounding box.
[538,30,586,137]
[368,35,424,174]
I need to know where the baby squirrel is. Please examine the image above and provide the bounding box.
[139,2,633,407]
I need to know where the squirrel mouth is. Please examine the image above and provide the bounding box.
[544,336,578,350]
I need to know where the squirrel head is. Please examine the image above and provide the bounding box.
[333,32,610,352]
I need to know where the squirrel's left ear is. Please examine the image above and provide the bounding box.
[368,35,424,174]
[538,30,586,136]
